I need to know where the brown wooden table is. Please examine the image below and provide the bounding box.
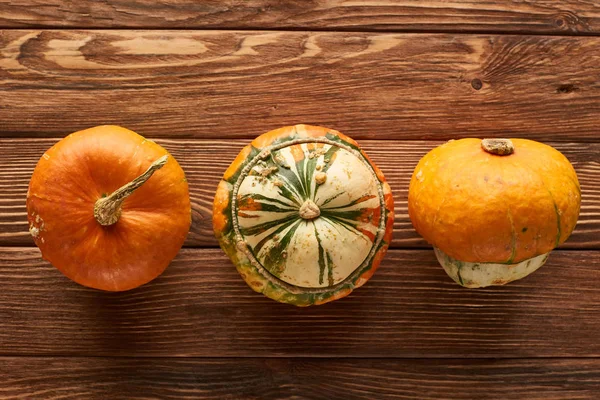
[1,2,600,399]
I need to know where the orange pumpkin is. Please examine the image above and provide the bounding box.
[26,125,191,291]
[408,138,580,288]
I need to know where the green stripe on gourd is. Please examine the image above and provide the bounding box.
[231,137,387,292]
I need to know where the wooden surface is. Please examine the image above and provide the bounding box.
[2,30,600,141]
[2,2,600,399]
[1,1,600,34]
[2,358,600,400]
[1,248,600,358]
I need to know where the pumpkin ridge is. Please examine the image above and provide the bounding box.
[313,221,327,286]
[239,197,296,213]
[240,213,298,237]
[326,250,334,287]
[258,220,302,278]
[297,144,311,199]
[321,194,378,211]
[321,213,374,243]
[319,216,346,239]
[552,201,562,247]
[64,165,100,203]
[238,193,297,211]
[317,191,345,207]
[300,148,313,199]
[273,158,306,201]
[272,179,303,208]
[312,145,340,201]
[290,148,309,197]
[430,154,473,257]
[456,263,465,286]
[529,164,562,249]
[253,218,301,256]
[304,145,321,200]
[321,146,340,174]
[505,156,548,261]
[506,207,517,264]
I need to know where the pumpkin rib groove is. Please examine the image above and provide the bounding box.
[239,213,298,238]
[456,262,465,286]
[313,221,327,286]
[254,219,301,261]
[553,200,562,248]
[531,165,562,249]
[318,191,345,208]
[290,160,309,199]
[322,194,378,211]
[319,216,347,242]
[272,179,303,208]
[506,206,517,264]
[273,166,305,204]
[238,193,297,212]
[428,153,470,245]
[321,214,367,242]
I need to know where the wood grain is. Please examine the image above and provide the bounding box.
[1,1,600,35]
[1,247,599,357]
[1,357,599,399]
[2,139,598,249]
[2,30,600,141]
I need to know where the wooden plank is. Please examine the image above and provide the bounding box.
[2,30,600,141]
[1,357,599,400]
[1,1,600,35]
[1,247,599,357]
[1,139,598,248]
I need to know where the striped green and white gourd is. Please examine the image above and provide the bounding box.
[214,124,394,306]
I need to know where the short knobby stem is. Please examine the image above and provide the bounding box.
[299,199,320,220]
[481,138,514,156]
[94,155,168,226]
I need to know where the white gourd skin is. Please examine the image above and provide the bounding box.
[237,143,381,288]
[434,247,550,288]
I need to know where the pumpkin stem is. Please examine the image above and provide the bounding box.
[94,155,168,226]
[299,199,320,220]
[481,139,514,156]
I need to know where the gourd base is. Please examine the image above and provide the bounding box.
[434,247,550,288]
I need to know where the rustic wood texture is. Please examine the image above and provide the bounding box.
[2,1,599,397]
[2,357,600,400]
[2,139,598,248]
[2,30,600,141]
[1,247,599,357]
[2,1,600,35]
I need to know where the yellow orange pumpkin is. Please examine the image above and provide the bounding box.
[214,124,394,306]
[27,126,191,291]
[408,138,580,288]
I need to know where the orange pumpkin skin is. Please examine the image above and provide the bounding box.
[408,139,580,266]
[26,125,191,291]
